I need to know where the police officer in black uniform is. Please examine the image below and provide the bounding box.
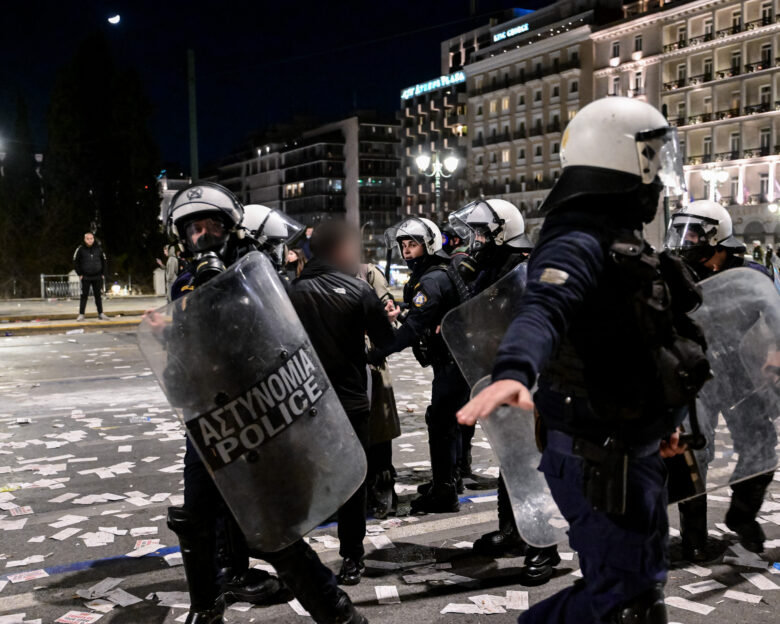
[157,182,367,624]
[370,217,469,514]
[666,199,778,557]
[449,197,560,583]
[458,97,710,624]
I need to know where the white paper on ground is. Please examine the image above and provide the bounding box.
[505,590,529,610]
[724,589,762,604]
[368,535,394,550]
[664,596,715,615]
[741,572,780,591]
[288,599,311,616]
[683,564,712,577]
[440,603,483,614]
[375,585,401,604]
[680,579,726,595]
[55,612,104,623]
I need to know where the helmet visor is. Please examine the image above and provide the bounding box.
[636,127,686,197]
[183,217,229,252]
[448,200,498,239]
[386,218,434,257]
[664,213,719,251]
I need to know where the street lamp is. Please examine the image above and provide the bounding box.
[700,167,729,201]
[416,151,460,222]
[107,14,121,25]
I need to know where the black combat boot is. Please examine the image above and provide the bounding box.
[167,506,224,624]
[611,584,668,623]
[473,476,527,558]
[410,482,460,514]
[726,472,773,553]
[520,545,561,585]
[677,496,725,564]
[218,515,292,605]
[265,540,368,624]
[417,474,464,496]
[369,469,398,520]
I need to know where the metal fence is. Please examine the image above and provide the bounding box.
[40,274,81,299]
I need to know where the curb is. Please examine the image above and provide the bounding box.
[1,319,142,337]
[0,310,150,323]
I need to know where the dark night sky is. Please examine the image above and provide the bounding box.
[0,1,551,172]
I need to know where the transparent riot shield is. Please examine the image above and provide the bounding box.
[137,251,367,552]
[687,267,780,495]
[441,265,568,547]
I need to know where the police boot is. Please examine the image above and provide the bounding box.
[473,476,527,558]
[218,515,292,605]
[417,474,464,496]
[726,472,773,553]
[410,482,460,514]
[520,545,560,586]
[166,507,225,624]
[677,497,725,564]
[369,469,397,520]
[611,584,668,624]
[269,541,367,624]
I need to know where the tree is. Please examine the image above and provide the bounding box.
[42,32,162,293]
[0,94,42,296]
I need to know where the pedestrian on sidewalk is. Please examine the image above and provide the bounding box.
[73,232,109,321]
[164,244,180,302]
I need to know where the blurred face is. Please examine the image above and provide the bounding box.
[84,233,94,247]
[331,234,361,274]
[305,227,314,238]
[184,217,226,252]
[401,239,424,259]
[286,249,299,263]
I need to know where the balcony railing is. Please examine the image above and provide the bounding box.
[547,122,562,133]
[663,78,686,90]
[469,60,580,96]
[685,154,714,165]
[513,129,526,140]
[662,58,777,92]
[715,66,741,79]
[713,150,741,162]
[744,102,771,115]
[662,15,776,54]
[745,60,773,73]
[714,107,740,120]
[485,132,511,146]
[472,137,485,148]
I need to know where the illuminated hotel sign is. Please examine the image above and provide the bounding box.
[400,71,466,100]
[492,22,530,43]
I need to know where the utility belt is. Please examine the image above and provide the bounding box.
[546,429,661,516]
[412,328,454,368]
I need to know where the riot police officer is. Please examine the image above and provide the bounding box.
[449,198,559,583]
[239,203,305,278]
[458,97,709,624]
[666,199,778,556]
[159,182,367,624]
[371,217,469,513]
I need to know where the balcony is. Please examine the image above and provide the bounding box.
[663,40,687,53]
[547,122,563,133]
[687,73,712,86]
[685,154,714,165]
[472,137,485,148]
[469,60,580,96]
[713,150,740,162]
[745,60,773,73]
[662,15,777,55]
[714,107,740,120]
[663,78,686,91]
[485,132,511,146]
[744,102,771,115]
[715,66,741,80]
[513,129,527,140]
[688,33,715,46]
[716,24,742,38]
[743,146,772,158]
[745,16,774,30]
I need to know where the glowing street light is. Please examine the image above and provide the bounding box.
[416,151,460,221]
[700,167,729,201]
[107,14,121,25]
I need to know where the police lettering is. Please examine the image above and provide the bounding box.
[188,346,326,469]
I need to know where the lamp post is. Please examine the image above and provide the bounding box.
[700,167,729,201]
[416,152,460,222]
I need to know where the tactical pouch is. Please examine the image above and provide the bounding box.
[574,437,628,516]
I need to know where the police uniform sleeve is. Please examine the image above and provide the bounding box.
[375,272,445,357]
[491,230,605,388]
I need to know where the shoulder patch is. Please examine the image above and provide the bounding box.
[412,291,428,307]
[539,267,570,285]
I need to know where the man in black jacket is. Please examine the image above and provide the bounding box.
[73,232,109,321]
[288,221,396,586]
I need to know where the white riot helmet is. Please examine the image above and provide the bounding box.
[665,199,745,263]
[544,97,685,212]
[386,217,443,256]
[449,198,532,250]
[165,182,244,253]
[241,204,305,267]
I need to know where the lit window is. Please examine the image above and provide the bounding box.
[502,149,510,163]
[489,100,498,113]
[502,96,510,111]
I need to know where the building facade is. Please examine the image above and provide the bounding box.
[463,3,604,239]
[594,0,780,246]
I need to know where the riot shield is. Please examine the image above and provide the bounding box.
[688,267,780,493]
[137,251,367,552]
[441,266,568,548]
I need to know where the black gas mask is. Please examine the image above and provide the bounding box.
[637,177,664,224]
[182,217,233,286]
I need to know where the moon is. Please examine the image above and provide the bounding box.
[107,14,121,25]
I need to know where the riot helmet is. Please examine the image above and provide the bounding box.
[665,199,745,264]
[449,198,532,251]
[241,204,305,267]
[386,217,443,258]
[543,97,685,219]
[440,223,464,255]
